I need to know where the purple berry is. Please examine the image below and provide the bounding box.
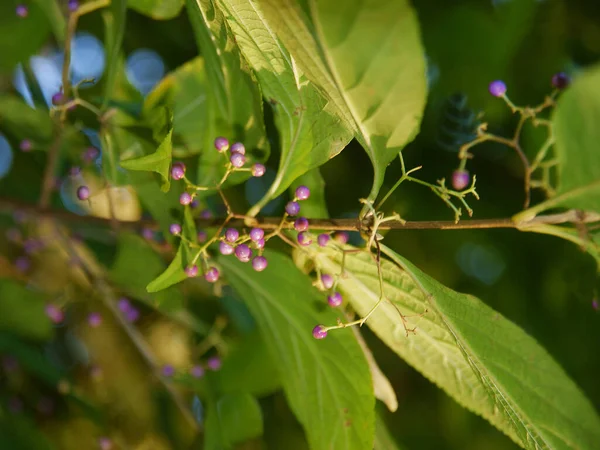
[179,192,192,205]
[82,146,99,163]
[118,297,131,312]
[321,274,334,290]
[297,231,312,246]
[67,0,79,11]
[235,244,252,262]
[207,356,221,371]
[252,163,266,177]
[204,267,220,283]
[76,186,90,200]
[593,299,599,311]
[230,142,246,155]
[294,217,309,232]
[69,166,82,177]
[14,256,30,272]
[185,265,199,278]
[334,231,349,244]
[45,304,64,324]
[249,228,264,242]
[451,170,470,191]
[190,198,199,209]
[200,209,213,219]
[171,162,186,180]
[23,238,44,254]
[327,292,343,307]
[51,92,65,106]
[98,437,113,450]
[142,228,154,240]
[219,241,234,255]
[230,152,246,168]
[551,72,570,90]
[285,201,300,216]
[488,80,507,97]
[252,256,268,272]
[225,228,239,242]
[214,137,229,152]
[255,238,265,249]
[197,230,208,243]
[317,234,330,247]
[88,312,102,327]
[295,185,310,200]
[169,223,182,235]
[19,139,32,152]
[190,365,205,378]
[162,364,175,377]
[16,5,28,18]
[125,307,139,323]
[312,325,327,340]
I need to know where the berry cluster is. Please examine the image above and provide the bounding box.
[160,355,222,381]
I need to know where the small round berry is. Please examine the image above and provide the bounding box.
[251,163,266,177]
[593,299,599,310]
[76,186,90,200]
[204,267,220,283]
[295,185,310,200]
[219,241,234,255]
[230,152,246,168]
[312,325,327,340]
[551,72,570,90]
[297,231,312,246]
[235,244,252,262]
[327,292,343,307]
[230,142,246,155]
[125,307,139,323]
[67,0,79,11]
[333,231,349,244]
[162,364,175,377]
[98,437,113,450]
[317,234,330,247]
[207,356,221,371]
[252,256,268,272]
[200,209,213,219]
[249,228,264,242]
[118,297,131,313]
[16,4,28,18]
[197,230,208,243]
[225,228,239,242]
[69,166,82,177]
[19,139,32,152]
[45,304,64,324]
[190,198,199,209]
[488,80,507,98]
[142,228,154,241]
[321,274,334,290]
[214,137,229,152]
[171,162,186,180]
[88,312,102,327]
[255,238,265,249]
[451,170,470,191]
[190,365,205,378]
[51,92,65,106]
[285,201,300,216]
[179,192,192,205]
[185,265,199,278]
[169,223,182,235]
[294,217,309,232]
[14,256,30,272]
[23,238,44,254]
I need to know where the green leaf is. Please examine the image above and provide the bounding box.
[103,0,127,108]
[289,168,329,218]
[256,0,427,207]
[310,244,600,449]
[127,0,184,19]
[0,280,53,341]
[120,113,173,192]
[0,95,53,144]
[374,411,403,450]
[185,0,269,187]
[214,0,351,216]
[32,0,65,43]
[146,242,189,292]
[216,392,263,446]
[220,250,375,450]
[99,129,128,185]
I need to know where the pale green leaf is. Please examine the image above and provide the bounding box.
[146,242,189,292]
[102,0,127,108]
[310,244,600,449]
[128,0,184,19]
[31,0,65,43]
[220,250,375,450]
[0,280,53,341]
[0,95,53,144]
[374,411,403,450]
[216,392,263,446]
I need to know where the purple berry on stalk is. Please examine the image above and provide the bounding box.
[204,267,219,283]
[169,223,182,235]
[88,312,102,328]
[230,152,246,168]
[171,162,186,180]
[312,325,327,340]
[118,297,131,312]
[317,234,330,247]
[488,80,507,98]
[249,228,264,242]
[334,231,349,244]
[207,356,221,371]
[294,217,309,232]
[255,238,265,249]
[219,241,234,255]
[82,146,99,163]
[230,142,246,155]
[125,307,139,323]
[162,364,175,377]
[197,230,208,243]
[214,137,229,152]
[185,265,199,278]
[19,139,32,152]
[45,304,64,324]
[235,244,252,262]
[190,198,199,209]
[327,292,343,307]
[77,186,90,200]
[297,231,312,246]
[16,5,28,18]
[51,92,65,106]
[69,166,82,177]
[67,0,79,11]
[180,192,192,205]
[98,437,113,450]
[321,274,334,290]
[252,256,268,272]
[190,365,205,378]
[251,163,265,177]
[551,72,570,90]
[451,170,470,191]
[285,201,300,216]
[14,256,30,272]
[225,228,239,242]
[295,185,310,200]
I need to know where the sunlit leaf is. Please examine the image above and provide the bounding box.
[0,95,53,144]
[128,0,184,19]
[103,0,127,107]
[146,242,189,293]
